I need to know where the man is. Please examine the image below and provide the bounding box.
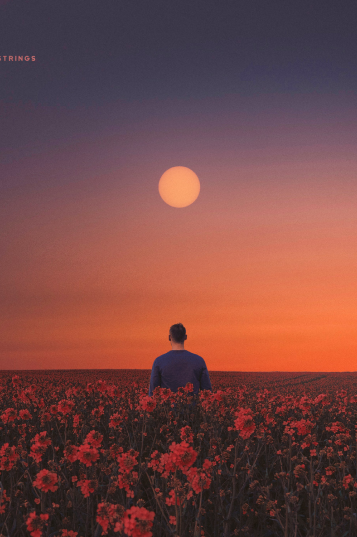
[149,323,213,396]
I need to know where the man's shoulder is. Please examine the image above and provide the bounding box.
[153,351,172,363]
[183,350,206,363]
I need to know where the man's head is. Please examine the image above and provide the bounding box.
[169,323,187,344]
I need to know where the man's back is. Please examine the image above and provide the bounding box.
[149,349,212,396]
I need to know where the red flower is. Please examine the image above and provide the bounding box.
[140,396,157,412]
[32,431,52,448]
[96,502,125,534]
[186,466,212,494]
[118,473,137,498]
[152,387,172,401]
[343,474,354,489]
[165,489,181,506]
[109,413,123,428]
[148,451,176,478]
[234,408,256,440]
[169,441,198,470]
[85,430,103,448]
[290,419,314,436]
[19,409,32,420]
[64,444,78,463]
[29,432,51,463]
[25,512,49,537]
[57,399,75,415]
[33,469,59,492]
[325,466,335,476]
[73,414,80,427]
[76,479,98,497]
[12,375,21,386]
[0,488,10,513]
[123,506,155,537]
[1,408,17,424]
[96,503,112,533]
[0,443,20,468]
[117,449,139,474]
[180,426,194,443]
[91,406,105,419]
[77,444,99,467]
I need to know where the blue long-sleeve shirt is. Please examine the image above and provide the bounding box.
[149,349,212,396]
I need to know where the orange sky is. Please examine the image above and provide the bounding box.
[1,98,357,371]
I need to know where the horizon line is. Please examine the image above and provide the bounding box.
[1,369,357,373]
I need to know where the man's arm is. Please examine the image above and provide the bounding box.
[149,360,161,396]
[200,362,213,392]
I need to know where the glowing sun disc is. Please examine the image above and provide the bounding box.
[158,166,200,208]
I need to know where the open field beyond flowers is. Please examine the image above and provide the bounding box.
[1,370,357,537]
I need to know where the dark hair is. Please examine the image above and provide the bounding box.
[169,323,187,343]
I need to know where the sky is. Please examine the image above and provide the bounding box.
[1,0,357,371]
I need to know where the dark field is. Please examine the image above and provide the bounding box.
[1,370,357,537]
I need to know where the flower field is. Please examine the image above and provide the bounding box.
[1,370,357,537]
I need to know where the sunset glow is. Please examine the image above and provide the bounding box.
[1,2,356,371]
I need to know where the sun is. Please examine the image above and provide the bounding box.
[158,166,200,208]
